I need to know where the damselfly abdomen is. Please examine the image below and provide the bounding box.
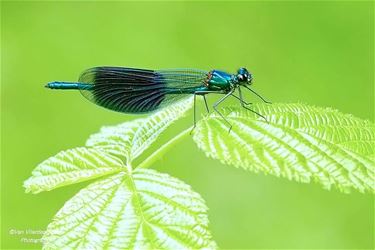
[46,67,271,130]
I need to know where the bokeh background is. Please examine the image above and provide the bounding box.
[1,1,373,249]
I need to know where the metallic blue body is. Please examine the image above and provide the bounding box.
[47,81,92,90]
[45,66,270,129]
[45,67,256,114]
[206,70,233,91]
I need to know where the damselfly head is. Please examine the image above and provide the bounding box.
[236,67,252,85]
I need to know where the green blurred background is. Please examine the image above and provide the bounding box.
[1,1,374,249]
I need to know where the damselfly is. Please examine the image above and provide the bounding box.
[46,67,271,130]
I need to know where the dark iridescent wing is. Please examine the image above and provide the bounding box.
[78,67,208,113]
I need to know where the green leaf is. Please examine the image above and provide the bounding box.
[193,103,375,193]
[42,169,217,250]
[86,97,193,164]
[24,147,124,194]
[25,97,192,193]
[25,96,216,249]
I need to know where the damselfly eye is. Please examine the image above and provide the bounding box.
[237,67,251,84]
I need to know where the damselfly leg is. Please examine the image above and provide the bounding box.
[213,89,235,132]
[243,85,272,104]
[191,91,216,134]
[203,95,210,113]
[236,87,252,105]
[233,87,269,123]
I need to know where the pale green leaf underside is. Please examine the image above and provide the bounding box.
[42,169,216,250]
[26,96,216,249]
[86,97,193,164]
[193,103,374,193]
[24,147,124,194]
[25,97,192,193]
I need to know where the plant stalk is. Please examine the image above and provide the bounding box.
[137,126,193,169]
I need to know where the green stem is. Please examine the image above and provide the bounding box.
[137,126,193,169]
